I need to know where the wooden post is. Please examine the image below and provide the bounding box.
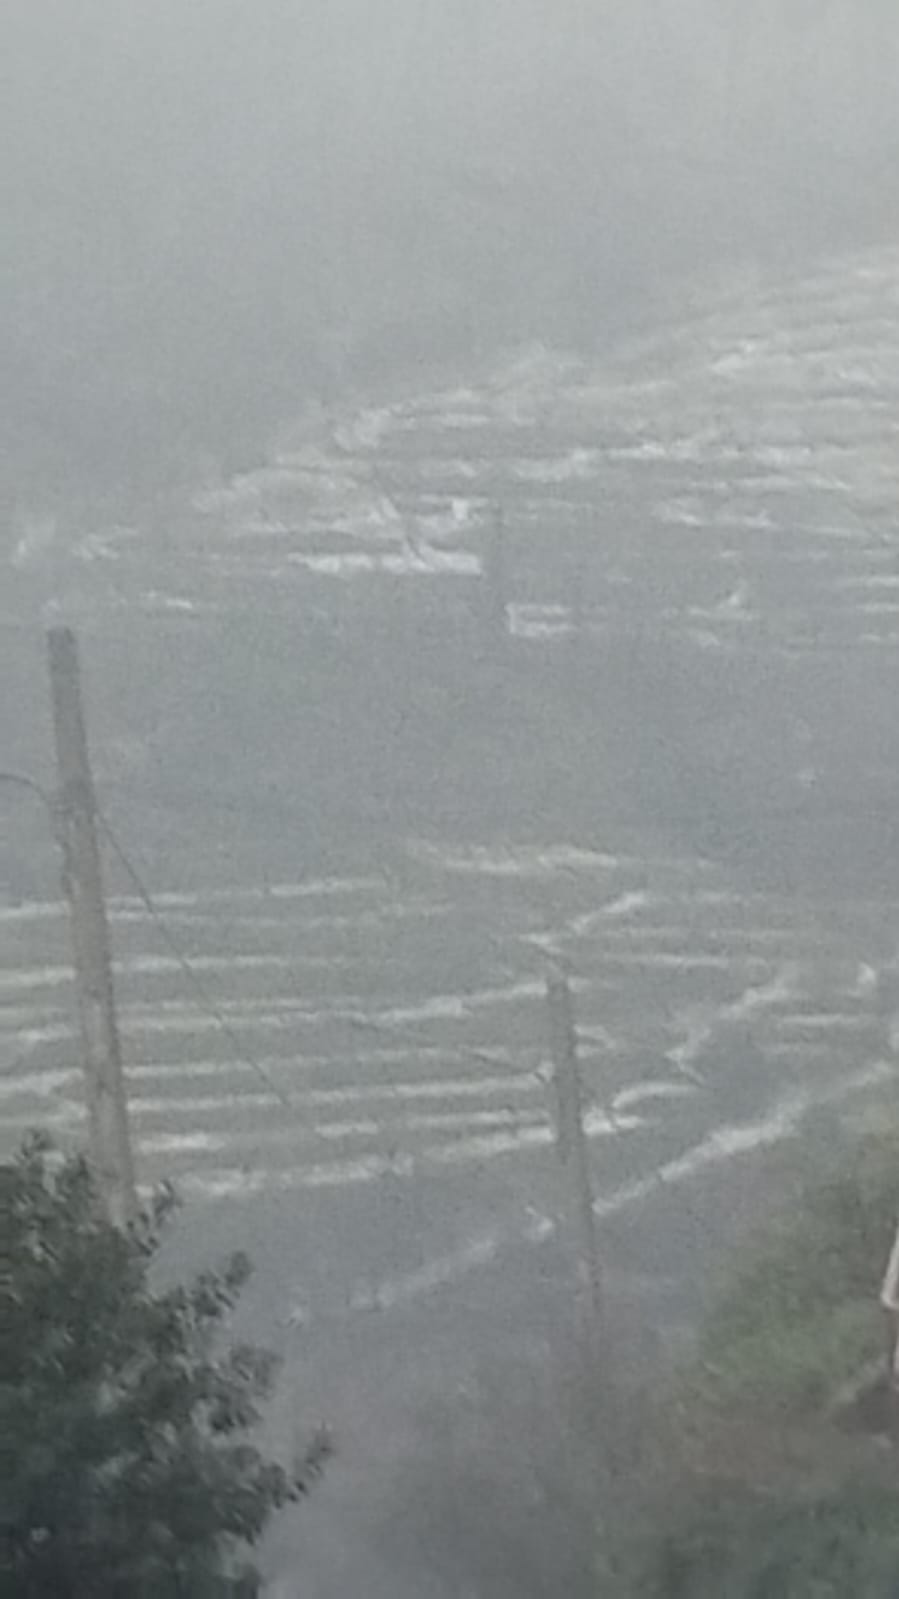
[546,966,604,1356]
[47,626,137,1226]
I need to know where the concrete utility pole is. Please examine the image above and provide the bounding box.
[545,966,604,1357]
[47,626,137,1227]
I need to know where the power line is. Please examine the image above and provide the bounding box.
[97,811,298,1115]
[0,771,54,815]
[339,1006,525,1075]
[3,792,782,1115]
[96,811,538,1116]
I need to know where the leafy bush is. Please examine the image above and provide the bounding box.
[1,1137,327,1597]
[620,1133,899,1596]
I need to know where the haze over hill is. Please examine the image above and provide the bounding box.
[4,0,899,537]
[7,239,899,896]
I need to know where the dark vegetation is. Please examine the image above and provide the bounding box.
[620,1131,899,1596]
[8,1124,899,1593]
[1,1137,327,1597]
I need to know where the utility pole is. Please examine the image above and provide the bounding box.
[485,503,508,645]
[880,1219,899,1387]
[546,966,624,1582]
[545,966,604,1359]
[47,626,137,1227]
[571,542,585,641]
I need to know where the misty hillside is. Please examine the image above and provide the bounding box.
[7,243,899,1594]
[6,240,899,904]
[11,241,899,645]
[145,243,899,659]
[5,0,899,529]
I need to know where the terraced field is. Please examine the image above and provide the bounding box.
[6,242,899,1323]
[52,245,899,666]
[3,837,897,1315]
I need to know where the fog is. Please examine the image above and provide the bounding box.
[5,2,899,519]
[5,4,899,1595]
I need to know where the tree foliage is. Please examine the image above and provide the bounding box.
[695,1131,899,1416]
[1,1136,326,1597]
[627,1473,899,1599]
[621,1133,899,1596]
